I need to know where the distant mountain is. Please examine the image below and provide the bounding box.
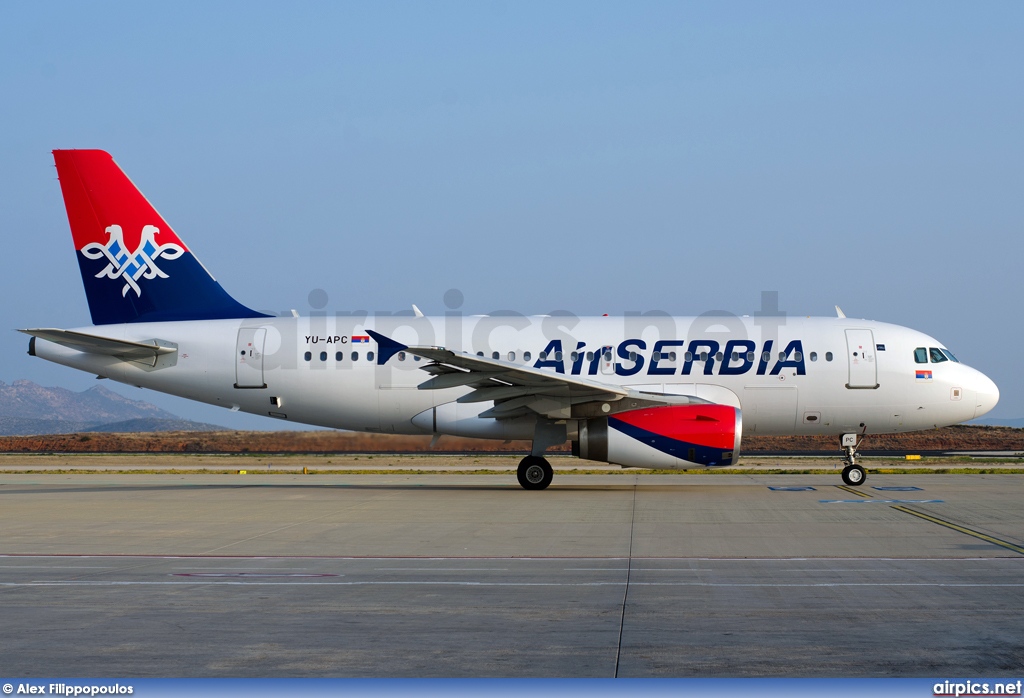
[969,417,1024,428]
[0,417,97,435]
[0,380,225,435]
[84,418,224,433]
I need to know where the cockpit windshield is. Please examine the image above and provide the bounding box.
[915,347,961,364]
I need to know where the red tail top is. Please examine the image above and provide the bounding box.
[53,149,188,254]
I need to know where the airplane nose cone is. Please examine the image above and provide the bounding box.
[973,372,999,419]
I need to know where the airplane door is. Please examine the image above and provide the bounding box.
[235,328,267,389]
[845,329,878,389]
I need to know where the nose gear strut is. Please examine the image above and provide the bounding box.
[840,433,866,486]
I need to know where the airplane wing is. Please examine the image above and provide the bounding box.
[367,330,704,420]
[20,328,176,362]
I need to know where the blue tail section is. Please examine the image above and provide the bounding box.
[54,149,269,325]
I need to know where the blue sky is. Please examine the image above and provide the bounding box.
[1,1,1021,428]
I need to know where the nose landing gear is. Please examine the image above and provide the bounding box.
[840,433,866,486]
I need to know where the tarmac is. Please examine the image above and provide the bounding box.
[0,460,1022,677]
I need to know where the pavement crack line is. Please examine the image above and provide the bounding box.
[613,476,638,679]
[835,485,1024,556]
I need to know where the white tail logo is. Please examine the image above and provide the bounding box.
[81,225,185,297]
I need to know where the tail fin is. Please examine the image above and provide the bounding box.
[53,149,268,325]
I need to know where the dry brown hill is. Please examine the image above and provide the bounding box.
[0,424,1020,454]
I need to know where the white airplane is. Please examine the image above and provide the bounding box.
[23,150,999,489]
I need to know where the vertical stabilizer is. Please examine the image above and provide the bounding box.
[53,149,268,325]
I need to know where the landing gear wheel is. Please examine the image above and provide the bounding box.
[517,456,553,490]
[842,465,866,486]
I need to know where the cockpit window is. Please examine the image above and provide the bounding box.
[929,347,948,363]
[914,348,928,364]
[941,349,960,363]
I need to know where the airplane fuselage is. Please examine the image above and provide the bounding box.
[31,314,996,442]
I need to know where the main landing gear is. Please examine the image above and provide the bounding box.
[840,433,866,486]
[517,455,553,490]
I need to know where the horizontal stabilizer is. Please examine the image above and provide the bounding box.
[20,328,176,361]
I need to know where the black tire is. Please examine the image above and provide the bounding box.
[842,465,866,486]
[517,456,553,490]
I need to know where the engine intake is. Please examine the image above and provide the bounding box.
[573,404,742,469]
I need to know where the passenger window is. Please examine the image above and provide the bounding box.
[685,352,693,362]
[492,351,499,360]
[555,351,563,361]
[629,351,637,362]
[929,348,948,363]
[715,352,723,362]
[700,351,708,362]
[304,351,311,362]
[762,352,771,362]
[320,351,327,362]
[746,352,755,362]
[367,351,375,362]
[652,351,661,361]
[669,352,677,362]
[914,348,928,364]
[571,351,579,362]
[336,351,343,361]
[810,352,817,362]
[731,352,738,362]
[476,351,484,357]
[604,351,613,362]
[524,351,532,362]
[539,352,547,361]
[825,352,833,362]
[351,351,358,361]
[508,351,515,361]
[398,352,406,361]
[586,351,594,362]
[794,352,802,362]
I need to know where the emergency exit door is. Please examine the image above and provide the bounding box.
[845,329,878,389]
[235,327,267,389]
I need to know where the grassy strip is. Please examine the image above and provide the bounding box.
[2,468,1024,475]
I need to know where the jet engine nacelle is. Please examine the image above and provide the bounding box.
[573,404,742,469]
